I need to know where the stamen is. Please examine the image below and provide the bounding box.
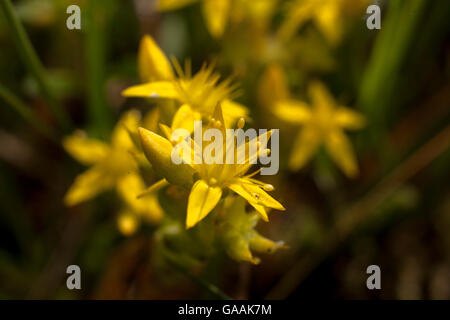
[209,178,217,185]
[263,184,274,192]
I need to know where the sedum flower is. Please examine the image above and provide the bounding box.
[278,0,369,45]
[138,104,285,229]
[157,0,230,38]
[273,80,365,178]
[63,110,163,229]
[123,35,248,131]
[218,197,286,264]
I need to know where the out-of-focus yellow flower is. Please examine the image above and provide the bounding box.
[139,104,285,229]
[273,81,365,178]
[278,0,369,45]
[63,110,163,226]
[157,0,230,38]
[123,35,248,130]
[219,197,286,264]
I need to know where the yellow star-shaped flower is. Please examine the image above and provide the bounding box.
[138,105,285,229]
[273,81,366,177]
[123,35,248,132]
[63,111,163,228]
[278,0,369,44]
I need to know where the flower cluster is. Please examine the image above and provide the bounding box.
[64,1,368,266]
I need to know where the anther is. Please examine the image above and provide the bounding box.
[209,178,217,185]
[263,184,274,192]
[237,118,245,129]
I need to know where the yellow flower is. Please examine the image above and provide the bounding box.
[123,35,248,131]
[157,0,230,38]
[139,104,285,229]
[63,110,163,226]
[219,197,286,264]
[278,0,369,44]
[273,81,365,177]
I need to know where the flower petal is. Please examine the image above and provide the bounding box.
[64,165,115,206]
[138,127,195,188]
[138,35,174,82]
[122,81,179,100]
[273,100,311,124]
[289,127,320,171]
[221,99,249,127]
[117,173,163,223]
[202,0,230,38]
[308,81,336,113]
[229,179,285,221]
[63,132,109,165]
[334,107,366,130]
[186,180,222,229]
[171,104,202,132]
[111,109,142,149]
[325,129,358,178]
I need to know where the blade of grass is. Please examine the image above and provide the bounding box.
[84,0,114,138]
[0,0,71,131]
[0,82,56,141]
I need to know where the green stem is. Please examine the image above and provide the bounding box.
[0,83,56,141]
[162,249,231,300]
[0,0,71,131]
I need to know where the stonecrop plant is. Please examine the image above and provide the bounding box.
[62,0,369,269]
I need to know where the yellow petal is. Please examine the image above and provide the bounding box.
[334,107,366,130]
[117,173,163,223]
[308,81,336,114]
[289,127,320,171]
[122,81,179,100]
[138,35,174,82]
[171,104,202,132]
[273,100,312,124]
[325,129,359,178]
[138,127,195,188]
[186,180,222,229]
[111,109,141,150]
[221,99,249,127]
[228,179,285,221]
[64,165,115,206]
[157,0,198,11]
[63,132,110,165]
[314,0,342,45]
[202,0,230,38]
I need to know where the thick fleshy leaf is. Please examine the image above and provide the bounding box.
[157,0,198,11]
[122,81,179,99]
[63,132,109,165]
[138,127,195,188]
[64,165,115,206]
[289,127,320,170]
[325,129,358,178]
[138,35,174,82]
[273,100,311,124]
[186,180,222,229]
[334,107,366,130]
[202,0,230,38]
